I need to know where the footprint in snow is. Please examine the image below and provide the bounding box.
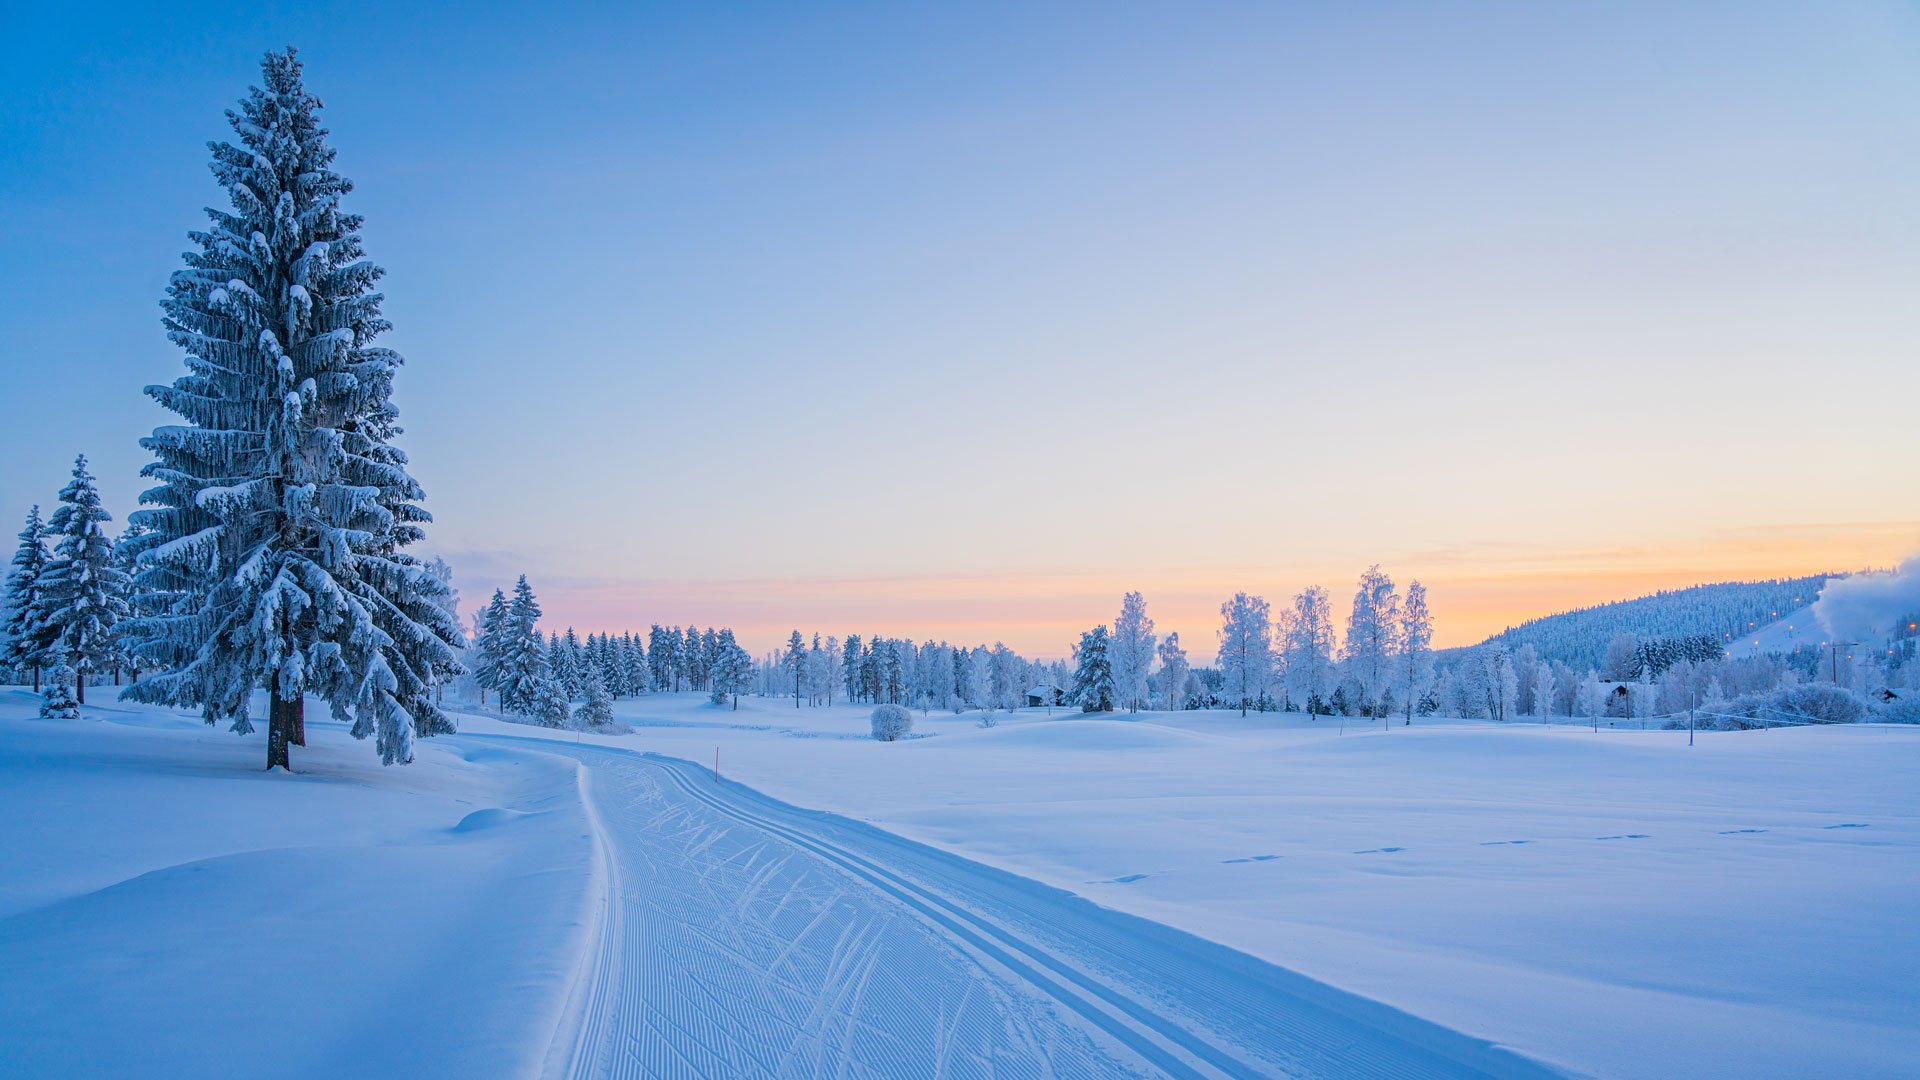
[1824,823,1869,830]
[1720,828,1767,834]
[1354,847,1404,854]
[1597,834,1651,840]
[1479,840,1534,846]
[1222,855,1281,864]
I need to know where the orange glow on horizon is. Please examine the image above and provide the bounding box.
[502,522,1919,660]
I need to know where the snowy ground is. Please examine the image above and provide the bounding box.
[460,694,1919,1080]
[0,689,597,1080]
[3,689,1915,1078]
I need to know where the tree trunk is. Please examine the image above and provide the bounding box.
[32,665,40,693]
[289,694,306,746]
[267,692,295,772]
[76,671,86,706]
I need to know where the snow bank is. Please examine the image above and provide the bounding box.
[0,691,596,1080]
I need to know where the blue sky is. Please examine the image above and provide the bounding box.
[3,2,1917,654]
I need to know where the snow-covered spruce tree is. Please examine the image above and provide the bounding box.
[40,664,80,719]
[784,630,805,707]
[111,520,154,683]
[710,629,751,709]
[1069,626,1116,713]
[471,588,508,707]
[1110,591,1156,713]
[1217,592,1274,717]
[3,506,51,691]
[121,50,462,769]
[495,577,547,715]
[573,663,615,730]
[32,456,132,705]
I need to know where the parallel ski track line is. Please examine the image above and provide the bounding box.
[638,753,1241,1080]
[490,733,1562,1080]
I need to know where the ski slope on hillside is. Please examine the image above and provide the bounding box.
[523,740,1554,1079]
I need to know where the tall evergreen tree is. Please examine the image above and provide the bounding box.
[496,576,547,715]
[710,628,751,709]
[2,505,51,691]
[33,456,131,705]
[1069,626,1116,712]
[120,49,461,769]
[647,624,672,690]
[471,588,509,707]
[784,630,806,707]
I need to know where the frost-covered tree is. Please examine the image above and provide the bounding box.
[1531,662,1555,722]
[1110,591,1157,713]
[1396,580,1433,724]
[119,49,461,770]
[471,589,508,707]
[711,628,751,709]
[573,662,615,730]
[823,634,843,706]
[1342,565,1400,719]
[3,506,51,690]
[646,625,672,690]
[1070,626,1116,713]
[1217,592,1273,716]
[1155,632,1190,710]
[784,630,805,707]
[40,664,79,719]
[842,634,863,702]
[110,520,154,684]
[32,456,131,705]
[1282,586,1336,718]
[496,577,548,716]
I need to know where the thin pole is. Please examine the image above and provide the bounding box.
[714,747,720,781]
[1689,690,1695,748]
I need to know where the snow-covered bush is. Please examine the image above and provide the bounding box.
[1878,693,1920,725]
[40,666,79,719]
[870,704,912,742]
[1670,682,1870,729]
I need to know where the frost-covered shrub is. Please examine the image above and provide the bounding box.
[1671,682,1871,729]
[976,712,998,729]
[870,704,912,742]
[40,666,79,719]
[1877,693,1920,725]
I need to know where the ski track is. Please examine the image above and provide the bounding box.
[493,737,1559,1079]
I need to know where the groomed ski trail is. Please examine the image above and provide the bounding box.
[503,738,1561,1079]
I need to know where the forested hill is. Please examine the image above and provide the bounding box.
[1463,574,1836,670]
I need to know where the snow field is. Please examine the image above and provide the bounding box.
[460,694,1920,1080]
